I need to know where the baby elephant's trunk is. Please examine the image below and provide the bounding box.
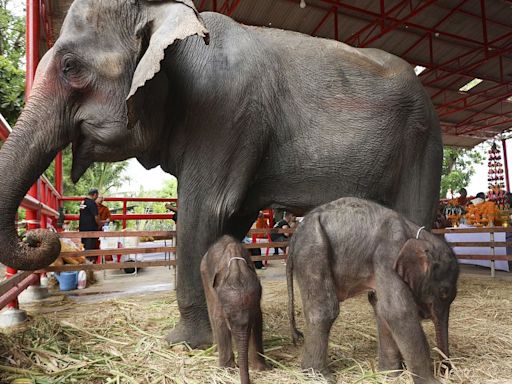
[234,328,251,384]
[433,306,450,359]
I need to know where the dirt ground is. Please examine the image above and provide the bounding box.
[0,264,511,384]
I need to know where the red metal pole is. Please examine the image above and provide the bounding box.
[122,201,127,229]
[55,153,63,195]
[311,8,333,36]
[480,0,488,58]
[333,7,339,41]
[4,267,19,309]
[502,139,510,193]
[26,0,39,97]
[25,0,40,232]
[24,0,42,291]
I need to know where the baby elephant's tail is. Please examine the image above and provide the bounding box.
[286,251,303,345]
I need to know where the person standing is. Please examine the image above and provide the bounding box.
[165,202,178,224]
[79,188,100,255]
[96,195,112,229]
[271,211,296,258]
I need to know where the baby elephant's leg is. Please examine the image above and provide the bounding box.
[368,292,403,373]
[211,306,235,368]
[300,277,339,374]
[249,307,268,371]
[375,276,439,384]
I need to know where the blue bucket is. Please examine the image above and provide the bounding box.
[56,271,78,291]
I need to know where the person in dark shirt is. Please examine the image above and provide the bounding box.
[271,211,296,257]
[165,202,178,224]
[79,188,100,252]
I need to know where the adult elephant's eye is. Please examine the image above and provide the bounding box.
[61,55,89,89]
[62,56,78,75]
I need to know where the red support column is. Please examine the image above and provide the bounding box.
[5,268,18,309]
[333,7,339,41]
[25,0,41,232]
[55,152,63,195]
[25,0,42,289]
[122,201,128,229]
[502,139,510,193]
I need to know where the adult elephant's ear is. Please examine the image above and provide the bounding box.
[126,0,209,125]
[394,239,430,294]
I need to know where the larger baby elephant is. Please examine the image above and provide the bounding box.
[287,198,459,384]
[201,235,267,384]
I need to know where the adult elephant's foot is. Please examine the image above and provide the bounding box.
[166,319,213,348]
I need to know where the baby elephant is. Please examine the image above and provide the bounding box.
[201,235,268,384]
[287,197,459,384]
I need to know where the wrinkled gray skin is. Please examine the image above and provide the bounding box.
[200,235,267,384]
[0,0,442,347]
[287,198,458,384]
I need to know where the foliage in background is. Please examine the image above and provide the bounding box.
[441,147,484,198]
[44,148,131,216]
[124,178,178,230]
[45,148,130,196]
[0,0,25,126]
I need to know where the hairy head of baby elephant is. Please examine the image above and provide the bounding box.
[200,235,268,384]
[287,197,458,384]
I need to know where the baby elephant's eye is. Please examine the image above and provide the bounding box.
[439,287,449,300]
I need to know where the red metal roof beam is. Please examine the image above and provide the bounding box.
[438,86,512,118]
[400,0,468,57]
[421,33,512,86]
[319,0,496,49]
[227,0,241,17]
[457,117,512,135]
[344,0,410,46]
[359,0,437,47]
[311,7,334,36]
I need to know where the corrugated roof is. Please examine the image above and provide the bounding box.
[44,0,512,147]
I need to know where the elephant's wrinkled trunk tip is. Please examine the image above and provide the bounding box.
[1,229,61,271]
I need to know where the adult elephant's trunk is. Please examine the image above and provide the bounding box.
[234,328,251,384]
[0,89,67,270]
[433,306,450,359]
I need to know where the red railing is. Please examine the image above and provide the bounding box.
[60,196,178,229]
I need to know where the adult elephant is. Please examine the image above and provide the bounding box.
[0,0,442,347]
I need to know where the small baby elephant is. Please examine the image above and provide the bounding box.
[287,198,459,384]
[201,235,268,384]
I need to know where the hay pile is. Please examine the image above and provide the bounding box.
[0,275,511,383]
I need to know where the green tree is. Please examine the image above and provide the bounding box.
[157,178,178,198]
[0,0,25,126]
[441,147,484,198]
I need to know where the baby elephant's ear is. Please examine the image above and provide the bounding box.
[127,0,209,116]
[394,239,430,293]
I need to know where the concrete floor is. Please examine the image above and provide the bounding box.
[44,258,286,303]
[47,260,512,304]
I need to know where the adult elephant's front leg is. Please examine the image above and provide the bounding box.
[165,210,215,347]
[165,196,256,348]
